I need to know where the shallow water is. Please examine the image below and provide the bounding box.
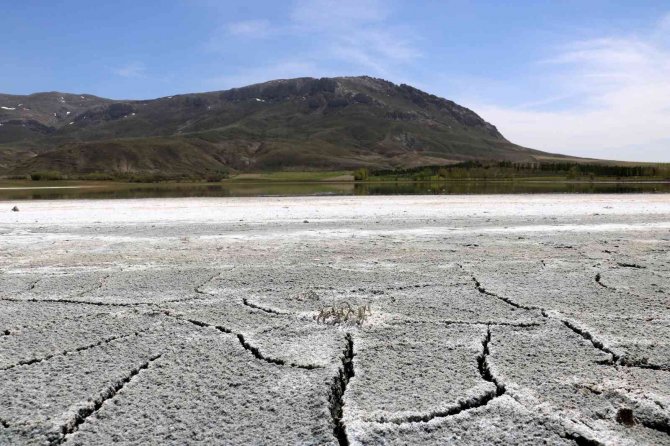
[0,179,669,200]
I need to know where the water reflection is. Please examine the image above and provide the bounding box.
[0,180,669,200]
[354,181,670,195]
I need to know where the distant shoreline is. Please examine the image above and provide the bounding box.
[1,178,669,202]
[2,178,670,189]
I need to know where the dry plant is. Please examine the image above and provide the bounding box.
[314,302,372,326]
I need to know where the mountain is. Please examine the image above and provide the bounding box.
[0,76,575,177]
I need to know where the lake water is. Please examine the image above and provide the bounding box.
[0,180,669,200]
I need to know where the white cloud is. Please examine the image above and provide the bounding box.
[658,12,670,34]
[289,0,419,77]
[290,0,388,27]
[213,0,418,81]
[114,62,146,78]
[471,19,670,162]
[226,19,272,38]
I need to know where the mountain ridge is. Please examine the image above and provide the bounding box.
[0,76,578,177]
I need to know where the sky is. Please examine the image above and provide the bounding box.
[2,0,669,162]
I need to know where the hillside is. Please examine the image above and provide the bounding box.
[0,76,575,177]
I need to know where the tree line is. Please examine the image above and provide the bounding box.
[355,161,670,181]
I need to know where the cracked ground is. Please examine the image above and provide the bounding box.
[0,194,669,445]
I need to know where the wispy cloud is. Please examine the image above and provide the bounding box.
[226,19,272,38]
[290,0,419,75]
[289,0,388,27]
[114,62,146,78]
[472,16,670,162]
[658,12,670,34]
[209,0,419,85]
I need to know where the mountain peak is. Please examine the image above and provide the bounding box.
[0,76,564,177]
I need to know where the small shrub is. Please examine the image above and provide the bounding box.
[30,171,64,181]
[314,302,372,326]
[126,173,172,183]
[206,171,229,182]
[353,168,369,181]
[79,172,115,181]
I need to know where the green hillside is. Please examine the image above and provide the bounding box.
[0,76,579,178]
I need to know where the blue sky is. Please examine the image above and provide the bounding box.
[2,0,669,161]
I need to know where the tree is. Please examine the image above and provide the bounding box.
[354,168,369,181]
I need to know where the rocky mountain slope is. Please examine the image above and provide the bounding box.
[0,76,572,176]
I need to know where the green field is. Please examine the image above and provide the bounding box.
[230,171,353,182]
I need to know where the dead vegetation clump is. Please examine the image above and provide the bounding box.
[315,302,372,326]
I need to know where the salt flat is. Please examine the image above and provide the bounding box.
[0,195,669,445]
